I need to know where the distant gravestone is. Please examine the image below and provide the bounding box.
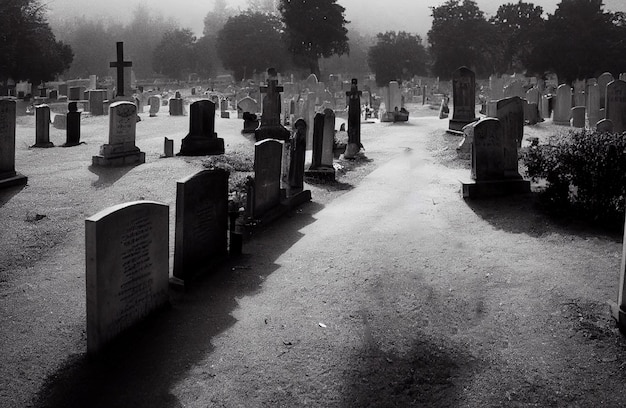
[252,139,283,219]
[220,98,229,118]
[598,72,614,109]
[553,84,572,126]
[109,42,133,98]
[148,95,161,117]
[237,96,257,119]
[344,78,362,159]
[169,97,184,116]
[571,106,586,128]
[49,89,58,100]
[597,118,614,132]
[541,95,550,120]
[89,90,107,116]
[33,104,53,148]
[524,101,539,125]
[255,68,290,141]
[52,114,66,130]
[305,112,335,181]
[64,102,81,146]
[163,137,174,157]
[504,80,524,99]
[587,83,601,128]
[178,100,224,156]
[85,200,169,354]
[605,79,626,133]
[288,118,307,194]
[573,79,586,107]
[173,169,229,283]
[304,92,316,150]
[449,66,477,133]
[0,100,28,188]
[58,84,68,96]
[242,112,259,134]
[92,101,145,166]
[68,86,83,101]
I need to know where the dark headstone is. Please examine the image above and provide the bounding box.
[254,68,290,141]
[0,100,28,188]
[65,102,81,146]
[252,139,283,218]
[448,66,477,133]
[288,119,307,194]
[178,100,225,156]
[605,79,626,133]
[33,104,53,148]
[344,78,362,159]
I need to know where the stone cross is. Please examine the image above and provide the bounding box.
[260,76,283,126]
[109,42,132,97]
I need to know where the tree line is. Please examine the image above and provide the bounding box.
[2,0,626,87]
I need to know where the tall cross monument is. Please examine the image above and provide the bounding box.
[110,42,132,98]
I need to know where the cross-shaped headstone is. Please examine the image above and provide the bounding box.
[109,42,132,97]
[259,71,283,126]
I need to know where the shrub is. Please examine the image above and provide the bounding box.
[521,129,626,223]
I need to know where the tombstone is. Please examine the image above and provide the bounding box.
[178,100,225,156]
[173,169,229,284]
[254,68,290,142]
[493,96,524,175]
[597,118,614,133]
[344,78,362,159]
[456,122,474,159]
[148,95,161,117]
[242,112,259,134]
[0,100,28,188]
[439,97,450,119]
[252,139,283,219]
[573,79,586,107]
[304,92,316,150]
[110,42,133,98]
[571,106,586,128]
[92,101,145,166]
[598,72,614,110]
[85,200,169,354]
[52,114,67,130]
[587,83,601,128]
[64,102,81,146]
[553,84,572,126]
[68,86,83,101]
[288,118,307,195]
[305,112,335,181]
[526,88,540,106]
[524,101,539,126]
[88,90,107,116]
[237,96,257,119]
[305,74,319,92]
[489,75,505,100]
[48,90,58,100]
[449,66,477,133]
[504,80,524,99]
[605,80,626,133]
[460,117,530,198]
[89,74,97,90]
[33,104,53,148]
[169,97,184,116]
[58,84,68,96]
[541,95,551,120]
[163,137,174,157]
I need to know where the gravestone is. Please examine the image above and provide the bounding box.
[163,137,174,157]
[553,84,572,126]
[597,118,614,132]
[52,114,66,130]
[173,169,229,283]
[304,92,316,150]
[598,72,614,109]
[460,117,530,198]
[64,102,81,146]
[49,90,58,100]
[237,96,257,119]
[242,112,259,134]
[288,118,307,195]
[573,79,586,107]
[252,139,283,219]
[220,98,229,118]
[178,100,224,156]
[587,83,601,128]
[605,79,626,133]
[305,112,335,181]
[89,90,107,116]
[344,78,362,159]
[58,84,68,96]
[493,96,524,175]
[169,97,184,116]
[33,104,53,148]
[504,80,524,99]
[254,68,290,142]
[69,86,83,101]
[489,75,505,100]
[571,106,586,128]
[110,42,133,98]
[449,66,477,133]
[92,101,145,166]
[524,101,539,125]
[85,200,169,354]
[0,100,28,188]
[148,95,161,117]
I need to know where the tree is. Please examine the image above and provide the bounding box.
[152,29,196,80]
[368,31,427,87]
[427,0,493,78]
[489,2,545,75]
[278,0,349,78]
[529,0,626,82]
[216,12,289,81]
[247,0,278,14]
[321,30,374,78]
[0,0,73,84]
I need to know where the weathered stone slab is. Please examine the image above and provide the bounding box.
[92,101,145,166]
[253,139,283,218]
[0,99,27,188]
[178,100,224,156]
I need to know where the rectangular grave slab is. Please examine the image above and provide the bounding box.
[253,139,283,218]
[92,101,145,166]
[178,100,224,156]
[0,100,28,188]
[86,200,169,354]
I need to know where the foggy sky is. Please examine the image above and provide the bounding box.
[47,0,626,38]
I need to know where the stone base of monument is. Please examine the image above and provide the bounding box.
[0,172,28,189]
[92,143,146,166]
[609,301,626,334]
[242,119,259,134]
[343,143,361,159]
[241,189,311,237]
[461,178,531,199]
[31,141,54,148]
[254,125,290,142]
[178,135,225,156]
[447,118,478,135]
[221,112,230,119]
[305,166,336,181]
[553,120,571,126]
[380,111,395,122]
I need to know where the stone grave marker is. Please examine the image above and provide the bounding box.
[553,84,572,126]
[169,97,184,116]
[173,169,229,283]
[571,106,586,128]
[541,95,550,120]
[64,102,81,146]
[92,101,145,166]
[605,79,626,133]
[89,90,107,116]
[242,112,259,134]
[305,112,335,181]
[33,104,53,148]
[109,42,133,98]
[0,100,28,188]
[237,96,257,119]
[163,137,174,158]
[178,100,224,156]
[598,72,614,109]
[493,96,524,175]
[52,114,66,130]
[252,139,283,219]
[85,200,169,354]
[573,79,586,107]
[449,66,477,133]
[597,118,614,132]
[58,84,68,96]
[255,68,289,142]
[69,86,84,101]
[344,78,362,159]
[587,83,601,128]
[220,98,229,118]
[148,95,161,117]
[288,118,307,195]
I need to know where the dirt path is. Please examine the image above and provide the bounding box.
[2,105,626,407]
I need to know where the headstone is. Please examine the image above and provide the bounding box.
[52,114,66,130]
[148,95,161,117]
[242,112,259,134]
[489,75,505,100]
[524,101,539,125]
[449,66,477,133]
[288,119,307,194]
[305,112,335,180]
[173,169,229,283]
[598,72,614,109]
[237,96,257,119]
[597,118,614,132]
[163,137,174,157]
[109,42,133,98]
[304,92,316,150]
[541,95,550,120]
[89,74,97,90]
[344,78,362,159]
[64,102,81,146]
[92,101,145,166]
[0,100,28,188]
[89,90,107,116]
[85,200,169,354]
[553,84,572,126]
[58,84,68,96]
[504,80,524,99]
[252,139,283,219]
[456,122,474,159]
[587,83,601,128]
[254,68,290,142]
[169,97,184,116]
[573,79,586,107]
[605,80,626,133]
[178,100,225,156]
[68,86,83,101]
[48,90,58,100]
[571,106,586,128]
[493,96,524,175]
[33,104,53,147]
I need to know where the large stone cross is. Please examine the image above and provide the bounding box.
[109,42,132,97]
[260,77,283,126]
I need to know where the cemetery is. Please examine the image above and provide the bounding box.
[5,0,626,406]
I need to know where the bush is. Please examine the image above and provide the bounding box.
[521,129,626,223]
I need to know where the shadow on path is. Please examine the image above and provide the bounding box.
[88,165,136,189]
[33,202,325,408]
[0,184,26,208]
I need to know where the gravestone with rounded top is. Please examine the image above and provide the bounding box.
[148,95,161,117]
[178,100,224,156]
[92,101,145,166]
[587,83,601,128]
[0,100,28,188]
[237,96,257,119]
[553,84,572,126]
[571,106,586,128]
[598,72,614,109]
[605,79,626,133]
[449,66,477,133]
[597,118,614,132]
[85,200,169,354]
[252,139,283,219]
